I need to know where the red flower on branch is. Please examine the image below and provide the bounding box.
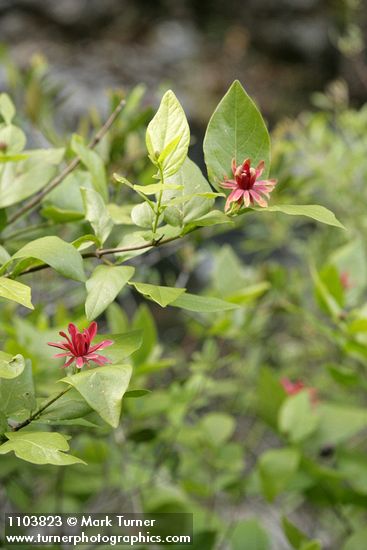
[221,158,277,212]
[48,322,113,369]
[281,378,318,404]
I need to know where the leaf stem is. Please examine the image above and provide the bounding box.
[6,98,126,227]
[11,386,72,432]
[152,165,164,236]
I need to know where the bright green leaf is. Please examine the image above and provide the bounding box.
[262,204,344,229]
[131,202,155,229]
[0,431,85,466]
[71,134,108,201]
[93,330,142,364]
[170,292,239,312]
[204,80,271,188]
[0,277,34,309]
[0,359,35,416]
[0,353,25,380]
[62,365,132,428]
[231,519,270,550]
[81,186,113,244]
[129,282,186,307]
[0,93,15,124]
[146,90,190,177]
[279,392,320,443]
[258,447,300,501]
[12,236,86,282]
[85,265,135,320]
[201,413,235,446]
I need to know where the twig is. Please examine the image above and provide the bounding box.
[6,98,126,226]
[12,386,72,432]
[14,233,191,277]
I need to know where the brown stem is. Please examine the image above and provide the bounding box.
[12,386,72,432]
[7,98,126,227]
[14,233,190,277]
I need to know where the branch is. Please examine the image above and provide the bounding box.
[11,386,72,432]
[15,233,189,277]
[7,98,126,226]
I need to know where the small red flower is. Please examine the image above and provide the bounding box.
[281,378,317,404]
[221,158,277,212]
[48,322,113,369]
[340,271,352,290]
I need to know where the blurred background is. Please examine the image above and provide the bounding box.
[1,0,367,127]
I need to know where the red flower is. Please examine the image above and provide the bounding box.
[281,378,317,404]
[340,271,352,290]
[48,322,113,369]
[221,158,277,212]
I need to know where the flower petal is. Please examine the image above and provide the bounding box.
[87,321,98,341]
[220,179,237,189]
[243,190,251,207]
[47,341,70,351]
[76,356,85,369]
[63,357,75,368]
[89,339,114,353]
[255,160,265,178]
[249,189,268,207]
[225,189,244,211]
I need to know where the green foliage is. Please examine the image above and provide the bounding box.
[0,431,85,465]
[62,365,132,428]
[85,265,135,320]
[0,72,357,548]
[204,80,271,187]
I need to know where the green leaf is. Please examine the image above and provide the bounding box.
[12,236,86,282]
[342,529,367,550]
[89,330,142,364]
[257,367,286,429]
[0,353,25,380]
[204,80,271,188]
[0,93,15,124]
[85,265,135,320]
[80,186,113,244]
[0,277,34,309]
[132,305,157,364]
[282,517,309,549]
[279,392,320,443]
[71,134,108,201]
[200,413,235,446]
[231,519,270,550]
[39,388,93,421]
[43,169,90,214]
[0,124,26,154]
[0,431,85,466]
[312,404,367,447]
[134,183,183,195]
[129,282,186,307]
[184,210,233,231]
[0,359,35,416]
[62,365,132,427]
[107,203,133,225]
[131,202,155,229]
[164,158,215,224]
[0,148,64,207]
[41,205,84,223]
[170,292,239,312]
[146,90,190,177]
[125,389,151,398]
[258,447,300,501]
[262,204,345,229]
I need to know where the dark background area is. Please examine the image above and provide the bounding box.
[1,0,366,127]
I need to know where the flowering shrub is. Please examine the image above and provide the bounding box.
[0,71,354,548]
